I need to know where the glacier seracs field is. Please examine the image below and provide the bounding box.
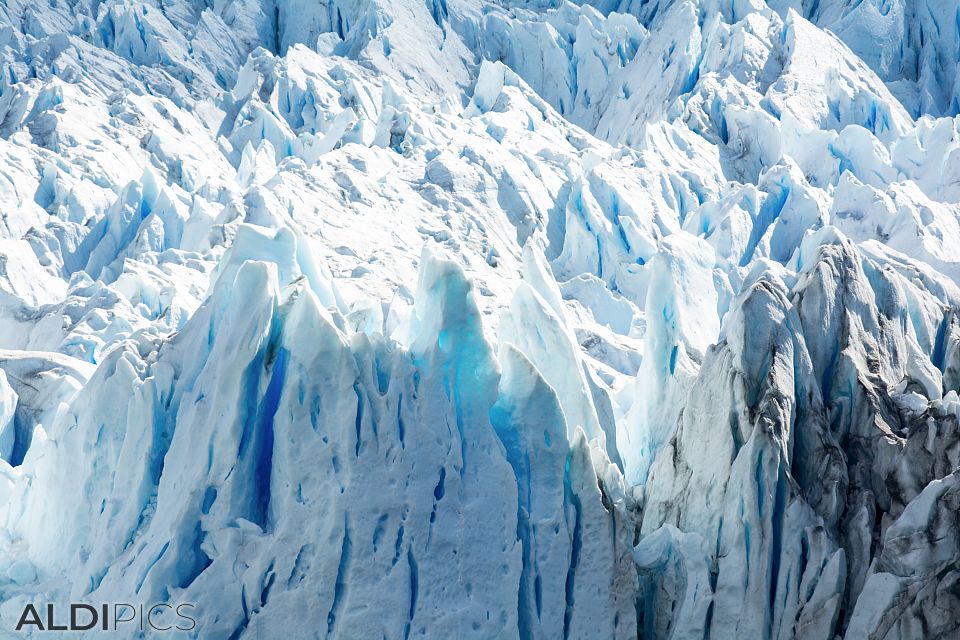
[1,0,960,638]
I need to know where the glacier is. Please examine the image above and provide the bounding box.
[0,0,960,637]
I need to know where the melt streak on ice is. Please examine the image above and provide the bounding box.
[0,0,960,638]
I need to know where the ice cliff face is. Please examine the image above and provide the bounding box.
[0,0,960,638]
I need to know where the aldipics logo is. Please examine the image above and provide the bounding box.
[15,603,196,632]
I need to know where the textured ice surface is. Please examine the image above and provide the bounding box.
[1,0,960,638]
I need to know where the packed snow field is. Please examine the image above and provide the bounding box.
[0,0,959,637]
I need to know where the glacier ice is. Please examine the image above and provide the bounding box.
[1,0,960,638]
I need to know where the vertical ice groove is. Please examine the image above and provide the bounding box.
[326,515,352,636]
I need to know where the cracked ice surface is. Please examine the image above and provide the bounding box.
[1,0,960,638]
